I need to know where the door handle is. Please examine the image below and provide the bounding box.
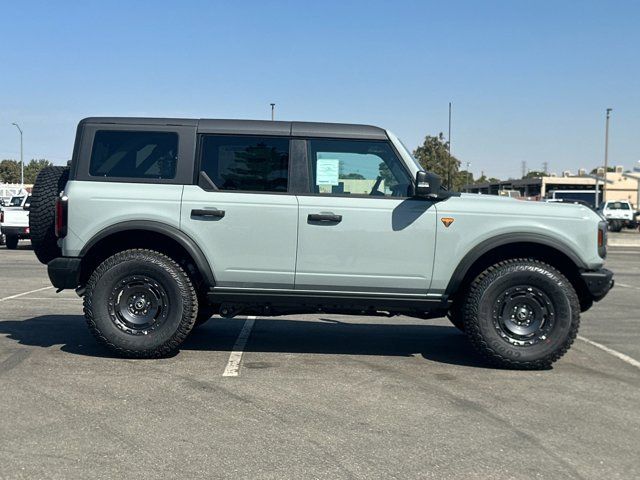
[191,208,225,218]
[308,213,342,223]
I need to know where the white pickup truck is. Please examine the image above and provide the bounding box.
[0,195,31,249]
[596,200,638,232]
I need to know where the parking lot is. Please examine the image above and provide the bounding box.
[0,243,638,479]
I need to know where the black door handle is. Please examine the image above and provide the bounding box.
[191,208,225,218]
[308,213,342,223]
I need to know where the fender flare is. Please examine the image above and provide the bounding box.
[79,220,216,286]
[444,232,588,295]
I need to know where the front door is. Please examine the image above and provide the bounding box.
[181,135,298,289]
[295,138,437,294]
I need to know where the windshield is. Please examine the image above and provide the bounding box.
[390,133,422,171]
[9,196,24,206]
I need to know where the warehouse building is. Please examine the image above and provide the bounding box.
[463,166,640,209]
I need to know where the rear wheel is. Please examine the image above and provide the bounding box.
[462,258,579,369]
[29,166,69,264]
[5,235,18,249]
[83,249,198,358]
[608,220,623,232]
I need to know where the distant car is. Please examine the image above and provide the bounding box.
[596,200,637,232]
[0,195,31,249]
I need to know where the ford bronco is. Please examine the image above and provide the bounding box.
[29,117,614,369]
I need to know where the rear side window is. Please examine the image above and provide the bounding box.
[89,131,178,179]
[200,135,289,192]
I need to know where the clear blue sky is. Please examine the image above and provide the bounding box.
[1,0,638,179]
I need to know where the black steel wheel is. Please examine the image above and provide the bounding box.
[462,258,580,369]
[84,249,198,358]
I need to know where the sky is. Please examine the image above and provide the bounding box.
[0,0,638,179]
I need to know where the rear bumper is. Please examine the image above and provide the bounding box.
[48,257,81,290]
[1,226,30,238]
[581,268,614,302]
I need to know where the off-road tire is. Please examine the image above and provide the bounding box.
[463,258,580,370]
[5,235,18,250]
[83,249,198,358]
[29,166,69,264]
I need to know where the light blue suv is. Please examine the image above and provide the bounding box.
[29,117,613,369]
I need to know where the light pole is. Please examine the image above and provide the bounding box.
[465,161,471,191]
[270,103,275,121]
[603,108,612,204]
[447,102,452,190]
[11,122,24,187]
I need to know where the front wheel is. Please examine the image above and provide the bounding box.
[462,258,580,369]
[83,249,198,358]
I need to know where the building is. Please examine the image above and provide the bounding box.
[464,166,640,209]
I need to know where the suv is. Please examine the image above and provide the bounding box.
[30,117,613,369]
[597,200,637,232]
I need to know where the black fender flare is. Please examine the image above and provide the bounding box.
[444,232,588,295]
[79,220,216,286]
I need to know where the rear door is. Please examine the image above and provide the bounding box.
[294,138,437,294]
[180,134,299,289]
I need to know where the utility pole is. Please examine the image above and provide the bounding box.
[521,161,527,178]
[465,161,471,191]
[447,102,452,190]
[270,103,276,121]
[542,161,548,175]
[11,122,24,187]
[603,108,612,204]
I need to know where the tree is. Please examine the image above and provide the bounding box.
[413,133,462,190]
[0,160,21,183]
[590,166,616,174]
[24,159,53,184]
[523,170,546,179]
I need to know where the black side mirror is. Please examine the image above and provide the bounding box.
[415,171,442,198]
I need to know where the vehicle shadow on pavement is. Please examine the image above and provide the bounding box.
[0,315,490,368]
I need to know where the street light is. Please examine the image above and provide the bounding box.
[11,122,24,187]
[603,108,612,204]
[270,103,275,121]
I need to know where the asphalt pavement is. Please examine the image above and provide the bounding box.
[0,242,638,479]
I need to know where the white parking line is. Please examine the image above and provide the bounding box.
[578,336,640,370]
[616,282,640,291]
[222,316,256,377]
[0,286,54,302]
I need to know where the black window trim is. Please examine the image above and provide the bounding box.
[298,137,416,199]
[194,133,297,195]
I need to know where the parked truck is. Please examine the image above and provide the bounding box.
[0,195,31,249]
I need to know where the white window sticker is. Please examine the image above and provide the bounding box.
[316,158,340,185]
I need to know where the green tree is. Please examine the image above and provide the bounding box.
[0,159,21,183]
[523,170,546,179]
[24,159,53,184]
[413,133,461,190]
[590,166,616,174]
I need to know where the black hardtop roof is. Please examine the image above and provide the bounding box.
[79,117,388,140]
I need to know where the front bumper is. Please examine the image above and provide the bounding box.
[48,257,81,290]
[1,226,30,238]
[581,268,614,302]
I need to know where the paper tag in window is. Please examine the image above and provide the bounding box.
[316,159,340,185]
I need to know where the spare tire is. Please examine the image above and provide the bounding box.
[29,166,69,264]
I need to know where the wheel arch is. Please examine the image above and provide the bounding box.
[445,233,593,311]
[78,221,215,288]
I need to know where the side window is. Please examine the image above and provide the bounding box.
[200,135,289,192]
[308,139,411,197]
[89,131,178,179]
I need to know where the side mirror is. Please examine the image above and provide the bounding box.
[414,171,442,198]
[23,203,30,211]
